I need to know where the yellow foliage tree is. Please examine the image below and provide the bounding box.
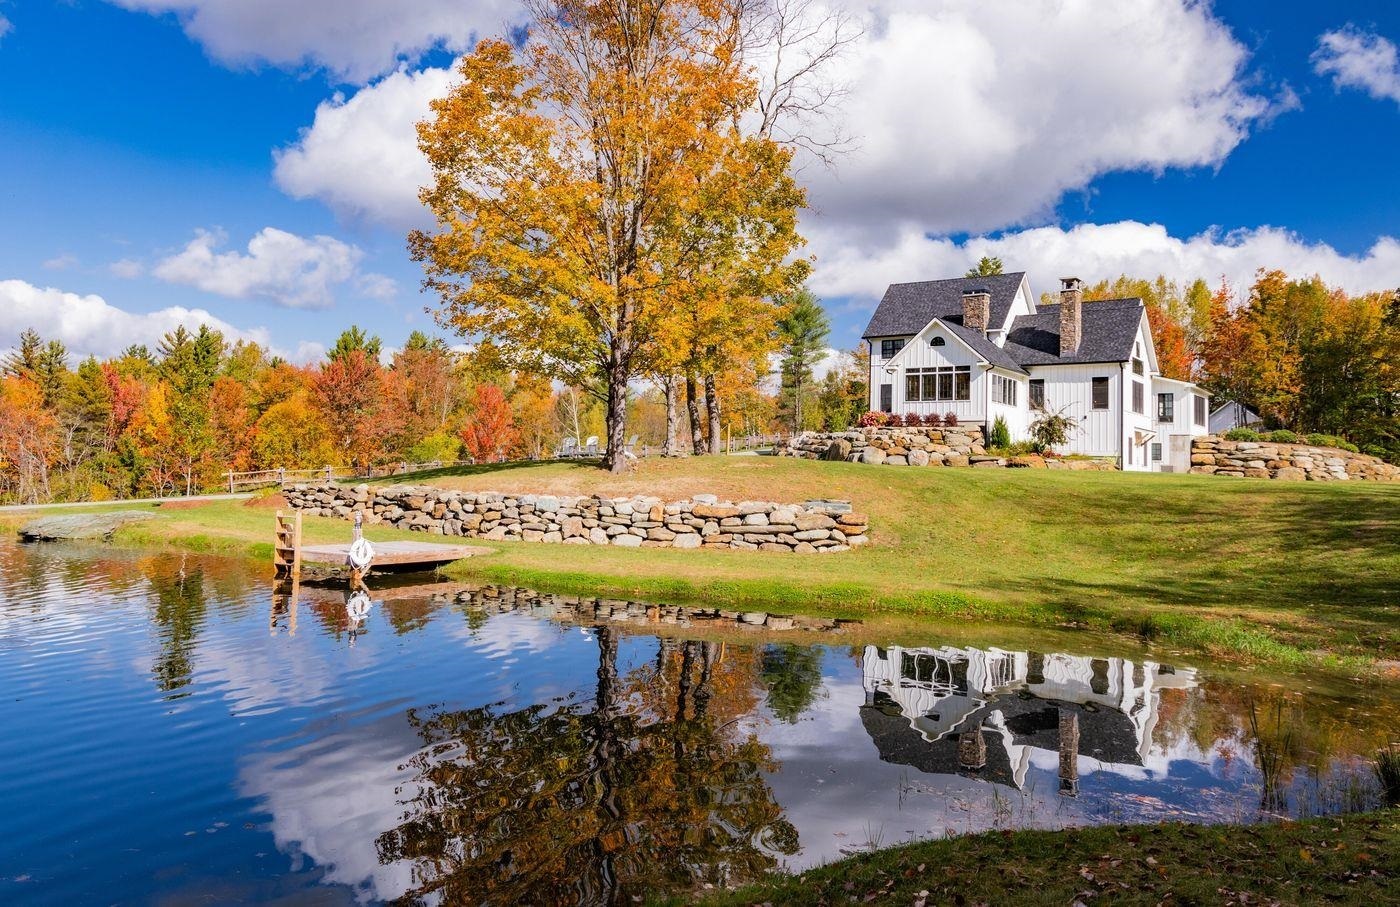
[413,0,808,471]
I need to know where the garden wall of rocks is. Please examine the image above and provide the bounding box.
[782,427,1117,470]
[1189,437,1398,481]
[283,483,869,552]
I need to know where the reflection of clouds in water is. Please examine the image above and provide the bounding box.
[193,637,343,716]
[445,610,571,661]
[238,718,425,905]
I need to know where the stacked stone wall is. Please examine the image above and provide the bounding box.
[282,484,869,552]
[1189,437,1398,481]
[781,426,1116,471]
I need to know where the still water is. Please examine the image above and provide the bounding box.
[0,542,1392,905]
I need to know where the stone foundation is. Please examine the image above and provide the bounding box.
[283,483,869,552]
[1189,437,1397,481]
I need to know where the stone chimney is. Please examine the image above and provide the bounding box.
[1059,277,1083,356]
[962,288,991,334]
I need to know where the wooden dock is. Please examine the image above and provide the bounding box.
[299,540,492,569]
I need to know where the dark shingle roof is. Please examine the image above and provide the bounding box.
[1003,298,1145,366]
[861,272,1027,339]
[941,319,1028,373]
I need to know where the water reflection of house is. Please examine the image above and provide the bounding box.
[860,646,1198,790]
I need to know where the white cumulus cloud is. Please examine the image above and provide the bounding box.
[1312,26,1400,106]
[108,0,523,83]
[0,279,269,359]
[0,13,11,44]
[808,220,1400,307]
[274,66,455,227]
[152,227,394,309]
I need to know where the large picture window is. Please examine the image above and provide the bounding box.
[1029,379,1045,411]
[992,373,1018,406]
[904,366,971,402]
[879,338,906,360]
[1091,377,1110,409]
[1157,392,1174,423]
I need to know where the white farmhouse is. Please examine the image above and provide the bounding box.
[862,272,1212,472]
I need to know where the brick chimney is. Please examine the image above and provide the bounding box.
[1059,277,1083,356]
[962,288,991,334]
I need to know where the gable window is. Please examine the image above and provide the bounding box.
[880,384,892,412]
[1157,392,1174,423]
[905,366,971,402]
[1029,379,1045,411]
[1193,393,1207,426]
[992,373,1018,406]
[1091,377,1110,410]
[1132,381,1145,414]
[929,336,946,347]
[1132,357,1144,376]
[879,338,906,360]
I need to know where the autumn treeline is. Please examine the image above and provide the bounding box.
[1085,270,1399,460]
[0,320,866,504]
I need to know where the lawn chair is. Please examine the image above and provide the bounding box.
[583,435,600,457]
[624,435,639,461]
[555,437,577,459]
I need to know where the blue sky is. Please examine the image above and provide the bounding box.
[1,1,1397,362]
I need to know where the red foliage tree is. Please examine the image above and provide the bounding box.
[459,384,517,463]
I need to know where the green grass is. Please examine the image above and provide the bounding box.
[687,811,1399,906]
[6,456,1398,667]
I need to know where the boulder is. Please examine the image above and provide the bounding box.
[822,439,852,461]
[860,447,887,465]
[19,510,154,541]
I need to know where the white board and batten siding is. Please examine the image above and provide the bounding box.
[1026,363,1123,459]
[1150,377,1211,472]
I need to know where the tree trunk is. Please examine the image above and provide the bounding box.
[601,359,630,473]
[686,374,706,456]
[704,374,722,455]
[663,375,683,457]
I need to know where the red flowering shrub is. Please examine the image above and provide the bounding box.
[886,414,905,427]
[943,411,958,427]
[857,411,888,428]
[922,413,943,427]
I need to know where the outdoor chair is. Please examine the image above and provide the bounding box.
[555,437,578,459]
[583,436,601,457]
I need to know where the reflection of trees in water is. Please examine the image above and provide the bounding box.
[760,644,825,723]
[144,557,208,697]
[374,627,798,905]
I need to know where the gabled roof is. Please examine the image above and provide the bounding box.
[941,319,1028,374]
[1003,298,1145,366]
[862,272,1027,339]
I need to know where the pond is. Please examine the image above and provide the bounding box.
[0,542,1393,905]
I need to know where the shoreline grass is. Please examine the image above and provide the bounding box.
[3,457,1396,673]
[686,811,1399,906]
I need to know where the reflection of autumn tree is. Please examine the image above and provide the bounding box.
[144,557,208,697]
[375,628,796,904]
[760,643,825,723]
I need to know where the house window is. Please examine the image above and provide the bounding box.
[992,374,1018,406]
[1193,394,1206,427]
[1132,381,1144,414]
[1151,442,1163,462]
[930,336,945,347]
[1091,377,1110,410]
[880,384,892,412]
[880,338,906,360]
[905,366,971,402]
[1157,393,1174,423]
[1029,379,1045,411]
[1133,357,1144,376]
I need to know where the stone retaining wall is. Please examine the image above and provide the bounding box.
[283,483,869,552]
[1189,437,1398,481]
[781,426,1116,471]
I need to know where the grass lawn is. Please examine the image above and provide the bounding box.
[688,811,1400,906]
[3,456,1397,667]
